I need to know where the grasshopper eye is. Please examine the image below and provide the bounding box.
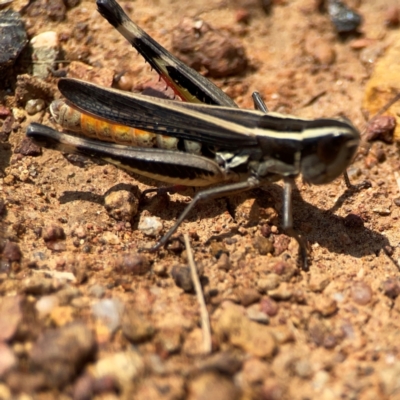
[301,126,360,185]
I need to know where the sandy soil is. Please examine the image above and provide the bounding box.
[1,0,400,399]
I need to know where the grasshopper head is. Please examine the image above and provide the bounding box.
[300,120,360,185]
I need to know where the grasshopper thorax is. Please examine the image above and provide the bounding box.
[300,120,360,185]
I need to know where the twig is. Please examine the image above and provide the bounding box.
[395,172,400,193]
[183,234,212,354]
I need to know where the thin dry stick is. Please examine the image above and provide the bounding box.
[183,234,212,354]
[395,172,400,193]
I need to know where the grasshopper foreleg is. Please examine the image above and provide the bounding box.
[282,178,308,271]
[252,92,308,270]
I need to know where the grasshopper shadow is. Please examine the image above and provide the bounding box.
[57,181,395,265]
[268,183,395,264]
[58,183,140,206]
[209,183,395,265]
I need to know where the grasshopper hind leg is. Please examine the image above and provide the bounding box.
[145,178,261,253]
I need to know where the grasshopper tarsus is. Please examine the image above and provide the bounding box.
[285,227,308,271]
[343,170,371,192]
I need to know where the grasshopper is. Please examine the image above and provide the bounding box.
[26,0,361,270]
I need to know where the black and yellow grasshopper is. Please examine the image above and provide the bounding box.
[26,0,361,270]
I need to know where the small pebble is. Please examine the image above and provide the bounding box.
[260,296,279,316]
[30,31,59,79]
[272,261,296,281]
[372,207,391,216]
[25,99,45,115]
[268,283,292,300]
[385,5,400,27]
[253,235,273,255]
[309,274,330,292]
[116,73,134,91]
[365,116,395,143]
[273,235,290,256]
[171,18,247,78]
[92,351,144,389]
[188,372,240,400]
[210,242,229,258]
[0,343,17,377]
[246,304,269,324]
[0,106,10,118]
[381,278,400,299]
[315,296,338,317]
[12,107,25,122]
[121,308,155,343]
[104,190,139,222]
[114,254,150,275]
[241,358,270,388]
[215,304,276,358]
[72,225,87,239]
[72,373,95,400]
[92,299,124,333]
[171,264,193,292]
[46,0,67,21]
[351,281,373,305]
[138,215,163,237]
[238,288,261,307]
[257,274,281,292]
[0,10,27,73]
[2,241,21,262]
[15,137,42,157]
[64,0,80,8]
[0,296,23,341]
[42,224,65,241]
[183,328,208,357]
[30,322,96,388]
[327,0,362,33]
[294,359,313,379]
[235,8,250,24]
[269,325,294,344]
[100,231,120,245]
[152,262,168,277]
